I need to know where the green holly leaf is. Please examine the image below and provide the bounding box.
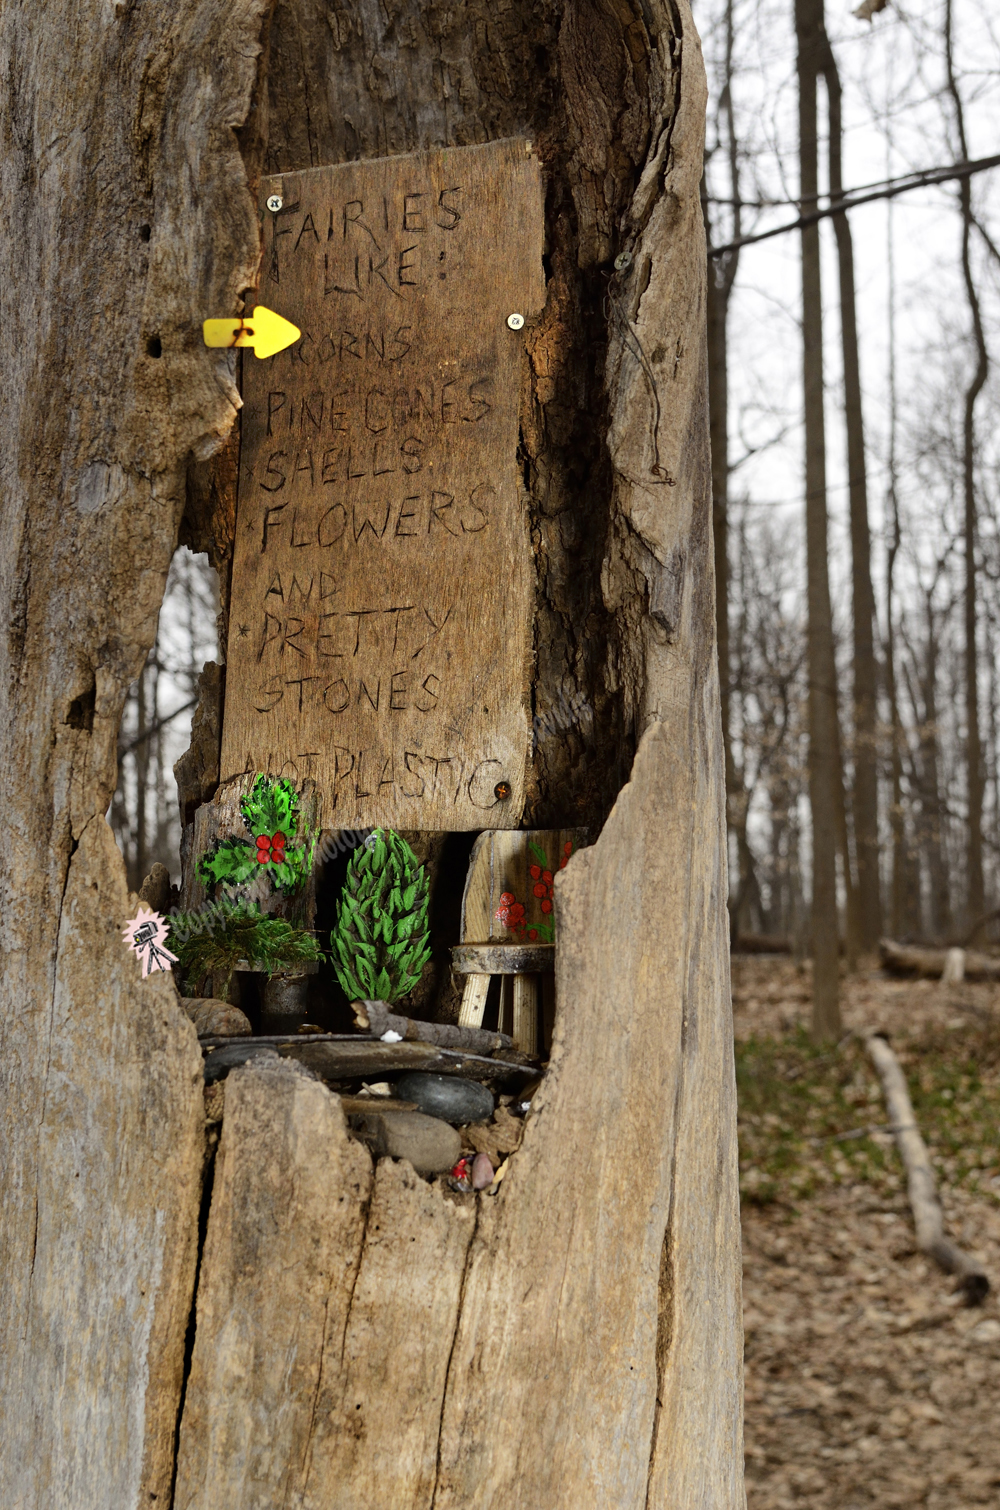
[197,838,258,889]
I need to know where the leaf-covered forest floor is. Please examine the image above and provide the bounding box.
[733,957,1000,1508]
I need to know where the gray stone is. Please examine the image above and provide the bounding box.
[203,1042,280,1083]
[183,997,252,1037]
[348,1109,461,1175]
[395,1072,494,1126]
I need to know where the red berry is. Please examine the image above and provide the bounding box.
[559,858,567,869]
[563,841,572,855]
[499,891,515,905]
[542,870,552,884]
[532,882,545,898]
[528,928,538,941]
[529,864,541,880]
[541,899,552,914]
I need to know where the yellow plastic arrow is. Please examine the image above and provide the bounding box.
[202,305,301,359]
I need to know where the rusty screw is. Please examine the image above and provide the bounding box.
[494,781,512,801]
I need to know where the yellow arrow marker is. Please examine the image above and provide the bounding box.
[202,305,301,359]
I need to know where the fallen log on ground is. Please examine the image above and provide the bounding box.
[865,1031,989,1304]
[879,938,1000,981]
[731,932,792,955]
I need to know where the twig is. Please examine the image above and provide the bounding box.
[865,1031,989,1304]
[811,1122,916,1145]
[352,999,515,1055]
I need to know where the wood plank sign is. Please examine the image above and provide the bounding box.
[220,139,545,829]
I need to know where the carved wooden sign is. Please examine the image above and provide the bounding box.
[220,139,545,829]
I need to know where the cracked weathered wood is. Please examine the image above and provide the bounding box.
[2,0,742,1503]
[0,1,269,1505]
[173,1059,374,1507]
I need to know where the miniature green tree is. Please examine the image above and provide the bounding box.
[331,830,432,1004]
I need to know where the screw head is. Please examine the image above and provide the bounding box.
[506,313,525,331]
[494,781,512,801]
[614,251,632,271]
[266,194,283,213]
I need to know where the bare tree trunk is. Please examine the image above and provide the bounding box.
[820,38,881,951]
[705,0,746,946]
[944,0,988,928]
[920,585,953,939]
[883,178,914,941]
[0,2,741,1505]
[796,0,841,1037]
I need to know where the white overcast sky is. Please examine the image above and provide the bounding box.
[697,0,1000,630]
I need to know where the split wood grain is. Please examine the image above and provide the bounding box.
[0,0,269,1501]
[173,1059,374,1508]
[220,141,545,830]
[299,1159,475,1507]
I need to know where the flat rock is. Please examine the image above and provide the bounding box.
[280,1038,532,1087]
[395,1071,494,1126]
[184,997,252,1037]
[348,1108,461,1174]
[203,1042,280,1083]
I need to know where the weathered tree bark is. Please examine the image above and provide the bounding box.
[796,0,841,1037]
[0,2,742,1505]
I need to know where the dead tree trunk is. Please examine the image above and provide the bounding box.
[796,0,841,1037]
[704,0,752,946]
[820,36,881,952]
[0,3,742,1506]
[944,0,988,929]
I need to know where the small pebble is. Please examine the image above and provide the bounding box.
[471,1153,494,1190]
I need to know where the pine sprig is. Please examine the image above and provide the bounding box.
[168,900,323,1001]
[331,830,432,1004]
